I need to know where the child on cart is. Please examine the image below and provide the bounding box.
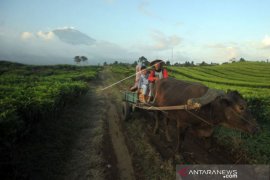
[137,66,149,103]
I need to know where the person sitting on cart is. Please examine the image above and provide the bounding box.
[137,66,149,103]
[148,59,168,102]
[130,60,144,91]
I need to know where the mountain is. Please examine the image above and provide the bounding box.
[52,28,96,45]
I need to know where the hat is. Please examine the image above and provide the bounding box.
[149,59,165,66]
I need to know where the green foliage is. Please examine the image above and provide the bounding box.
[0,61,100,142]
[138,56,149,66]
[110,64,134,76]
[239,57,246,62]
[74,56,88,65]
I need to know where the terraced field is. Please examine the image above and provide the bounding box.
[169,62,270,97]
[168,62,270,163]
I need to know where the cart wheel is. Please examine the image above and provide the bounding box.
[122,102,131,121]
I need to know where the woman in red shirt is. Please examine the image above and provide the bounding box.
[148,59,168,102]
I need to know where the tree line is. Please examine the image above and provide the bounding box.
[73,56,88,65]
[102,56,221,67]
[74,55,268,66]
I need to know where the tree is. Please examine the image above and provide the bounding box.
[81,56,88,64]
[132,61,138,67]
[113,61,118,65]
[211,62,219,66]
[229,58,236,63]
[239,57,246,62]
[74,56,81,65]
[138,56,149,66]
[200,61,208,66]
[166,60,171,66]
[184,61,191,67]
[103,62,107,66]
[138,56,147,62]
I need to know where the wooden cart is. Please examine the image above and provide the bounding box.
[121,91,193,121]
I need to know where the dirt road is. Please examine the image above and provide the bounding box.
[99,67,135,180]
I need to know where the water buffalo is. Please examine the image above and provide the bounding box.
[152,78,260,151]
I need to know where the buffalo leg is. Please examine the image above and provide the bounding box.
[175,120,181,152]
[164,117,172,142]
[175,120,188,153]
[179,127,188,150]
[153,112,159,134]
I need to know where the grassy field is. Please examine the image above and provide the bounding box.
[0,61,100,143]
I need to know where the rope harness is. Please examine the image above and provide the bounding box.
[122,90,257,129]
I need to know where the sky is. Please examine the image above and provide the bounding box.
[0,0,270,64]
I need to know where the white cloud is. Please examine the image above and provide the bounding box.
[36,31,55,40]
[149,30,181,50]
[138,1,153,17]
[20,32,33,40]
[206,43,227,49]
[130,30,183,61]
[262,35,270,48]
[204,42,240,61]
[226,46,238,59]
[54,26,75,30]
[138,1,162,20]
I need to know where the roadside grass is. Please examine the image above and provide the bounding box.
[125,115,175,180]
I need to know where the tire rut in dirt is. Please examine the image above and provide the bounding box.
[98,67,136,180]
[107,100,135,180]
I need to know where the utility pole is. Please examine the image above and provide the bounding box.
[171,48,174,61]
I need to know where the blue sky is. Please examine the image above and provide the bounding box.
[0,0,270,64]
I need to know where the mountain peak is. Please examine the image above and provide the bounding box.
[52,28,96,45]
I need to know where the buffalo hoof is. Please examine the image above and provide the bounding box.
[166,135,172,142]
